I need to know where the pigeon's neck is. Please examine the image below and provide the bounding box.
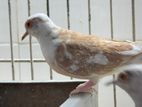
[38,27,61,44]
[136,103,142,107]
[128,91,142,107]
[37,27,61,64]
[135,99,142,107]
[133,96,142,107]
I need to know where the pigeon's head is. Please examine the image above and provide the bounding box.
[107,65,142,93]
[22,13,57,40]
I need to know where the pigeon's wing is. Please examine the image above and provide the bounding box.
[54,29,142,77]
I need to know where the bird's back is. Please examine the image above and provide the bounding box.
[50,29,142,79]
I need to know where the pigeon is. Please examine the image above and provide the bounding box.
[22,13,142,95]
[107,64,142,107]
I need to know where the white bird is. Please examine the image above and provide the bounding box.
[107,64,142,107]
[22,13,142,95]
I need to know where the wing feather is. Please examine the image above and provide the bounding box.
[54,29,141,77]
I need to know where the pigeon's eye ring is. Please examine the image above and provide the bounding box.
[26,21,32,28]
[118,73,128,81]
[27,22,30,27]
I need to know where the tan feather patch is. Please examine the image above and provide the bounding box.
[53,29,141,77]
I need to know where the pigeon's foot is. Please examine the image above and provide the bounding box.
[70,80,96,95]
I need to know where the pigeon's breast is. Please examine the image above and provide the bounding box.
[38,36,58,65]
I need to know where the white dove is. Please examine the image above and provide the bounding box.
[22,13,142,94]
[107,64,142,107]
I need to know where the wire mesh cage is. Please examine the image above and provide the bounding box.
[0,0,142,107]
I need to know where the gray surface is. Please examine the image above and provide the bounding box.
[0,82,83,107]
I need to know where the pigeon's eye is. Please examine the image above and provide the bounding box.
[26,21,32,28]
[118,72,128,81]
[27,22,30,27]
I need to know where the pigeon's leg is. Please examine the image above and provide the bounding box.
[70,80,96,95]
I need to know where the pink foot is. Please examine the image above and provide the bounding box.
[70,80,96,95]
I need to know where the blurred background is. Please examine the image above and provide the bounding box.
[0,0,142,107]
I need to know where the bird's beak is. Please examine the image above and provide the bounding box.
[21,31,28,41]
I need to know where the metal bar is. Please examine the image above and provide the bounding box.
[50,67,53,80]
[110,0,117,107]
[0,59,46,63]
[113,75,117,107]
[46,0,53,80]
[46,0,50,16]
[8,0,15,80]
[110,0,114,40]
[15,0,21,80]
[66,0,72,80]
[28,0,34,80]
[132,0,136,41]
[88,0,91,35]
[67,0,70,30]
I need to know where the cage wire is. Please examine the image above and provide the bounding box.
[0,0,139,107]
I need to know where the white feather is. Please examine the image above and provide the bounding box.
[118,44,142,56]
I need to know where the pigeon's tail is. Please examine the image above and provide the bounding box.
[117,43,142,64]
[129,53,142,64]
[124,40,142,47]
[134,43,142,50]
[118,43,142,56]
[125,43,142,64]
[131,42,142,64]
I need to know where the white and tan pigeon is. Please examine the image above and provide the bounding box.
[107,64,142,107]
[22,13,142,94]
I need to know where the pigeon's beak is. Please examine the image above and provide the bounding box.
[21,31,28,41]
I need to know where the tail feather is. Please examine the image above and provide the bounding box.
[118,44,142,56]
